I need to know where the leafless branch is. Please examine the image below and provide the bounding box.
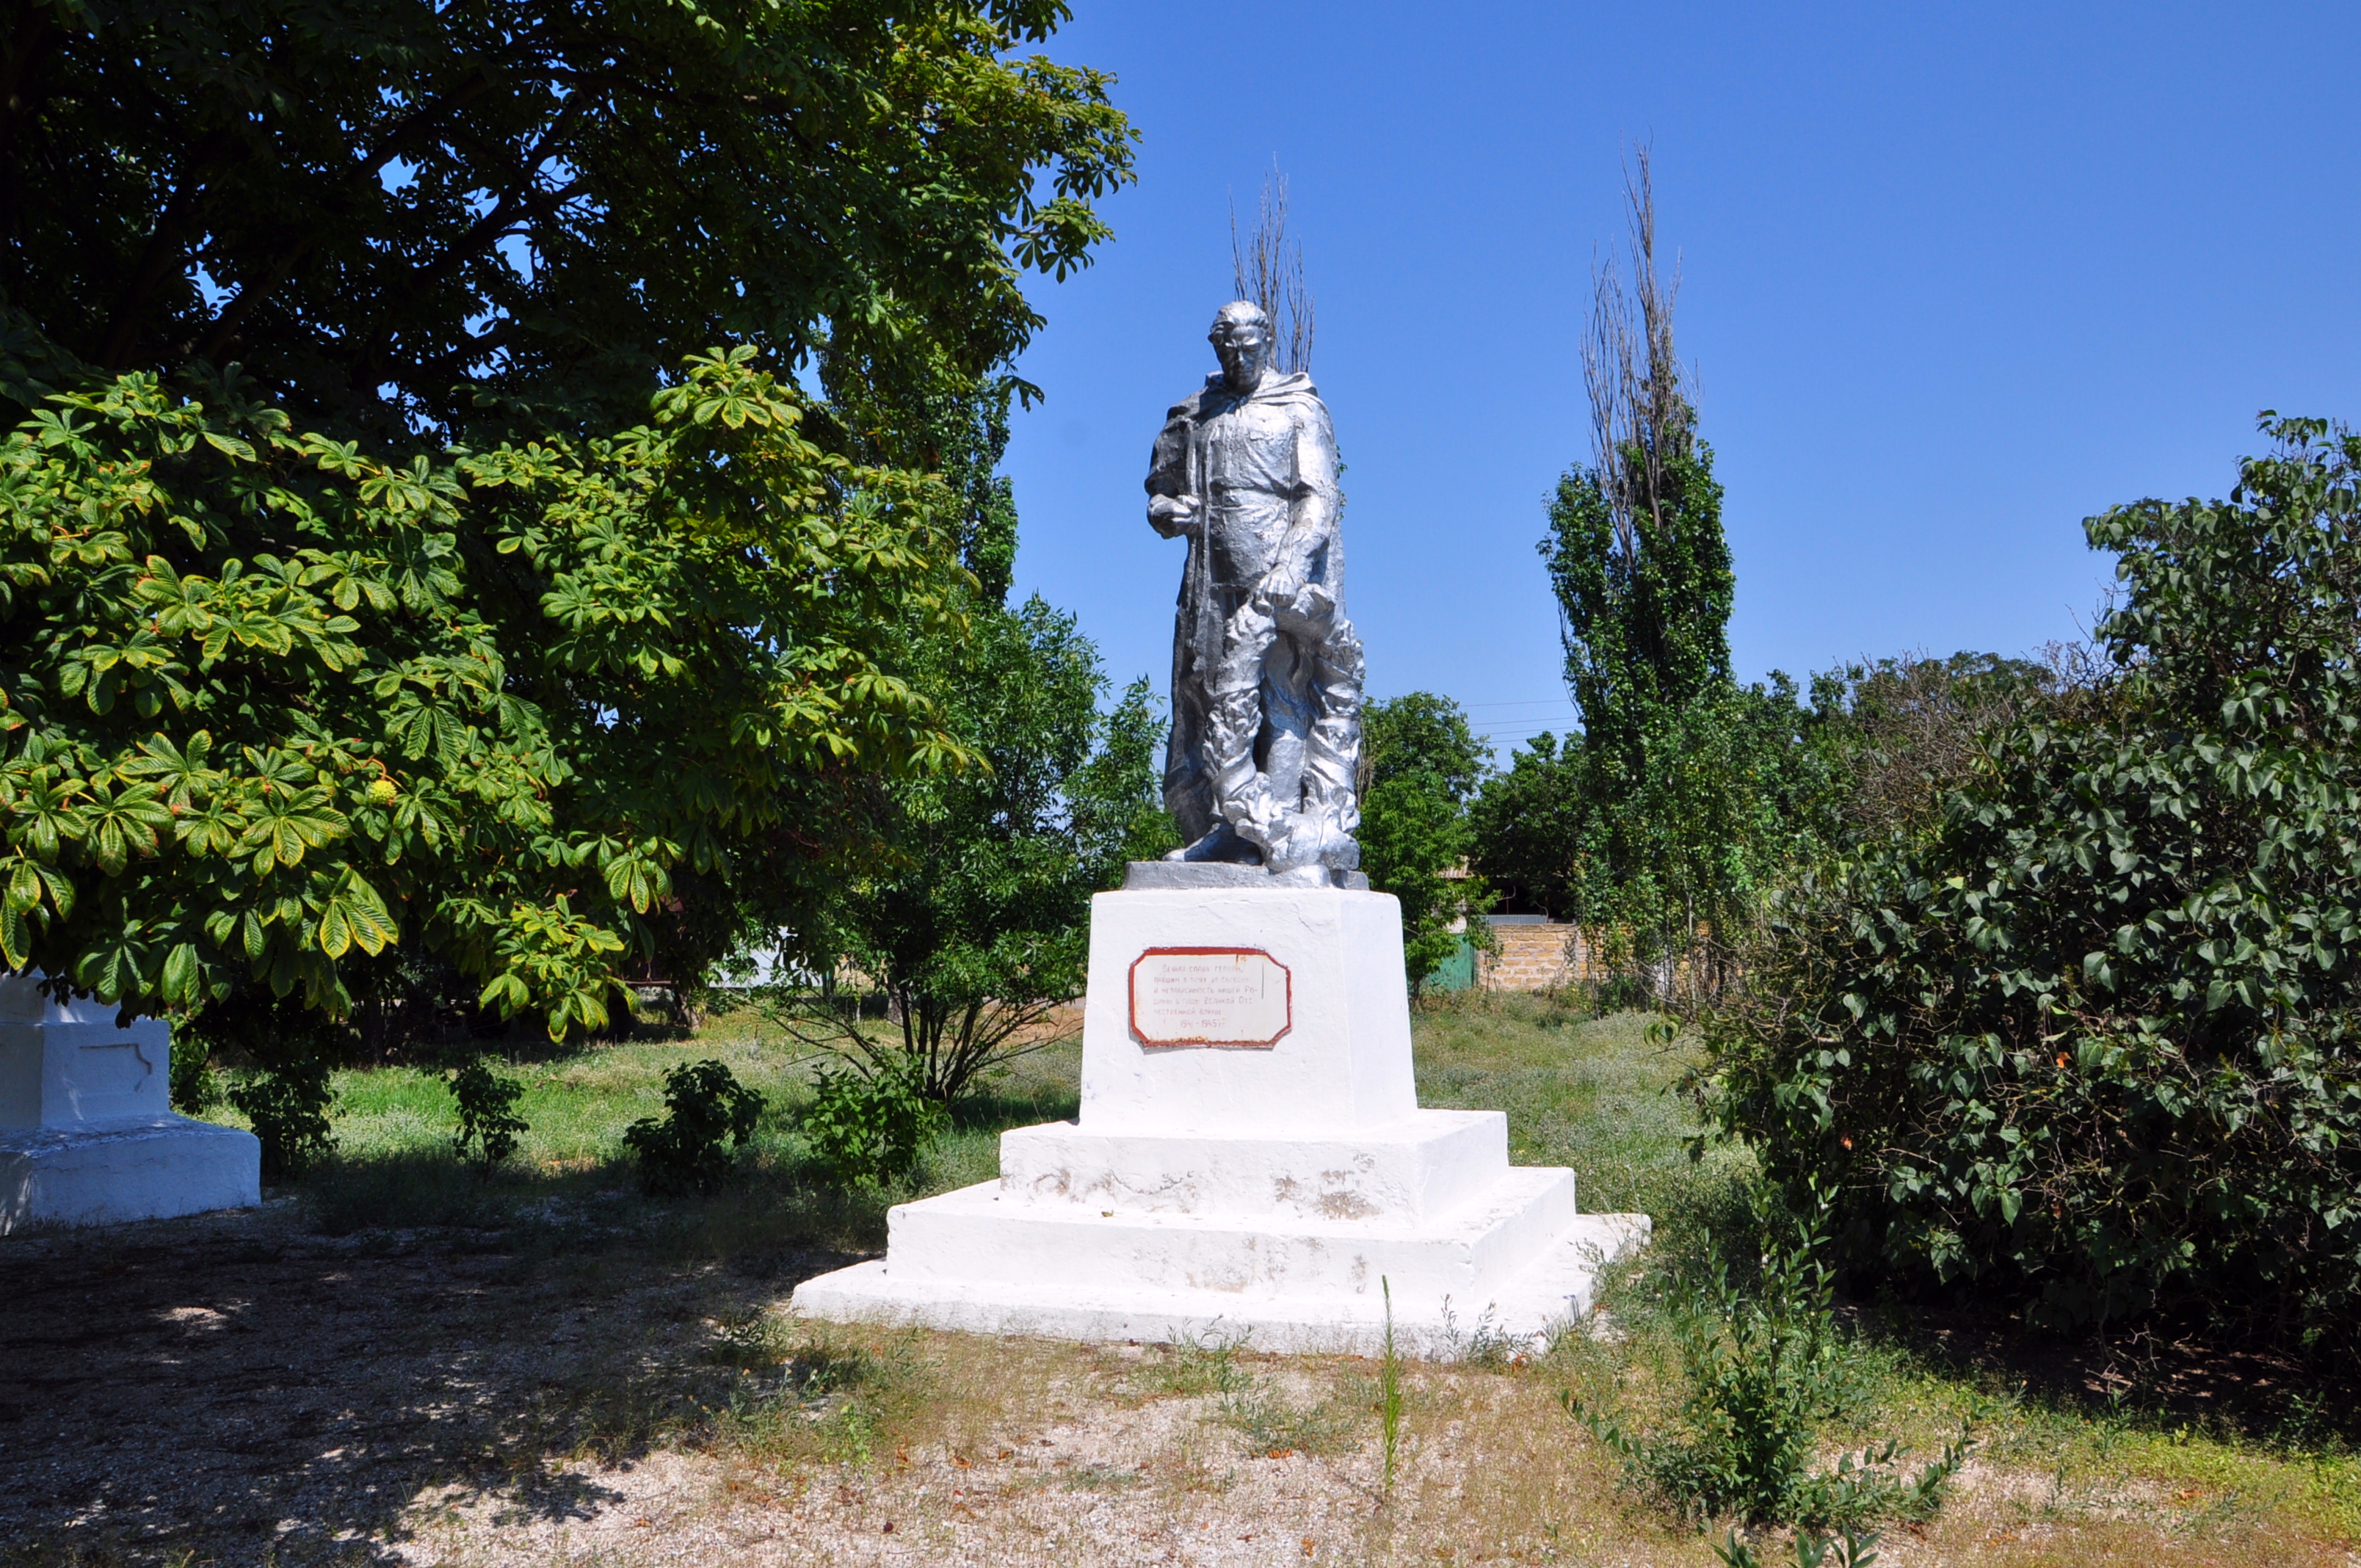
[1582,142,1693,565]
[1230,159,1314,374]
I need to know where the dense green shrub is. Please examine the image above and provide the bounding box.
[623,1059,766,1194]
[226,1059,336,1182]
[1711,417,2361,1345]
[801,1057,943,1186]
[447,1058,529,1169]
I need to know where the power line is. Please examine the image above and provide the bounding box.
[1458,697,1578,711]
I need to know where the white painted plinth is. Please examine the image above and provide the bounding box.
[0,975,260,1234]
[793,886,1650,1357]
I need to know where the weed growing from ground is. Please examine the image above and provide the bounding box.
[1380,1277,1405,1495]
[623,1059,764,1194]
[826,1395,879,1466]
[1219,1383,1362,1458]
[1572,1182,1970,1530]
[447,1056,529,1168]
[1142,1326,1252,1397]
[713,1317,935,1471]
[1440,1295,1535,1368]
[1061,1463,1142,1490]
[801,1055,943,1185]
[1135,1326,1368,1461]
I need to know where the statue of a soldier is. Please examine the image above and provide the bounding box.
[1145,300,1364,879]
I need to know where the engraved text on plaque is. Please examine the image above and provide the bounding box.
[1127,947,1293,1048]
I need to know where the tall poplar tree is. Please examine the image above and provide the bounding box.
[1528,151,1791,1000]
[1542,150,1733,763]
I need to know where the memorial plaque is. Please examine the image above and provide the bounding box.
[1128,947,1292,1048]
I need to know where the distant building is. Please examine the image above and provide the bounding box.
[1427,912,1591,993]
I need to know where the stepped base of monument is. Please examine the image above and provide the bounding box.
[996,1108,1512,1224]
[792,1113,1649,1357]
[0,1114,261,1234]
[794,1191,1646,1357]
[791,883,1654,1359]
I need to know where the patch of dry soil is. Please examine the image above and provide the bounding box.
[4,1205,2349,1568]
[0,1201,819,1564]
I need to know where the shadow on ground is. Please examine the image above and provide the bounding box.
[1858,1295,2361,1452]
[0,1162,873,1567]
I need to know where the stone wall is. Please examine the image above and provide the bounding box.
[1479,922,1591,992]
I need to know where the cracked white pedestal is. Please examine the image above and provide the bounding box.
[792,883,1648,1356]
[0,976,260,1233]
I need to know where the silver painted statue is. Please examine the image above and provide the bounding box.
[1145,300,1363,879]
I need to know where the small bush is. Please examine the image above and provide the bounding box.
[1219,1383,1360,1458]
[170,1038,221,1114]
[623,1059,764,1194]
[1573,1187,1968,1529]
[447,1057,529,1168]
[801,1056,942,1186]
[226,1060,336,1182]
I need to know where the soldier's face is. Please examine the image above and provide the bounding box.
[1214,325,1269,390]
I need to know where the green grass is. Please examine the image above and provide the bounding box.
[165,984,2361,1563]
[204,988,2361,1472]
[1410,991,1753,1261]
[196,998,1083,1244]
[321,1022,808,1166]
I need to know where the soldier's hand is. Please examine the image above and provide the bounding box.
[1258,562,1304,606]
[1148,493,1202,537]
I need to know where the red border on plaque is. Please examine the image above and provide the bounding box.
[1128,945,1293,1048]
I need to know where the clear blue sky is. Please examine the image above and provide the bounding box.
[998,1,2361,755]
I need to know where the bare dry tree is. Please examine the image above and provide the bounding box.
[1582,143,1693,561]
[1230,159,1314,374]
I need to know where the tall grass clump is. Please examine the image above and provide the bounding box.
[1571,1185,1969,1536]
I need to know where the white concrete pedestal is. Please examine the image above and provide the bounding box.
[792,883,1648,1357]
[0,976,260,1234]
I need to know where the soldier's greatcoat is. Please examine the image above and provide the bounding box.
[1145,369,1363,868]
